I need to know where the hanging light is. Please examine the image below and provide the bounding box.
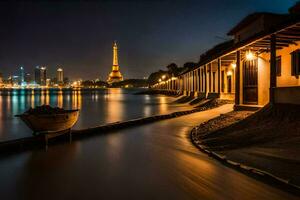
[231,63,236,69]
[158,79,162,82]
[227,70,233,76]
[246,50,255,60]
[162,75,166,80]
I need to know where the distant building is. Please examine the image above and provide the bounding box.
[46,78,51,87]
[63,77,70,86]
[0,72,3,84]
[40,67,47,86]
[51,77,58,86]
[57,68,64,84]
[25,73,32,83]
[34,66,47,86]
[19,66,25,85]
[9,76,19,86]
[34,66,41,85]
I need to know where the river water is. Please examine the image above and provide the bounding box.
[0,88,190,142]
[0,104,298,200]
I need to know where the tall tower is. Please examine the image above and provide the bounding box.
[40,67,47,86]
[35,66,41,85]
[57,68,64,84]
[107,41,123,83]
[19,66,25,85]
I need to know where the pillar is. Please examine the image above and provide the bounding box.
[204,64,207,96]
[235,50,241,105]
[270,34,277,104]
[218,58,221,95]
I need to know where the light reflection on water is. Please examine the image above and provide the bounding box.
[0,88,191,141]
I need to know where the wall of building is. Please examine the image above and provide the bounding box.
[274,86,300,104]
[277,41,300,87]
[258,55,270,106]
[250,41,300,106]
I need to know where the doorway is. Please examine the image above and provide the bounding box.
[227,75,232,93]
[243,59,258,104]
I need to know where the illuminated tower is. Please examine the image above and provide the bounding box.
[20,66,25,85]
[40,66,47,86]
[107,41,123,83]
[35,66,41,85]
[57,68,64,84]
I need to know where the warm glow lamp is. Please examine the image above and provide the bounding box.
[231,63,236,69]
[246,51,255,60]
[227,70,232,76]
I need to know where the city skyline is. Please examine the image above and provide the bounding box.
[0,0,297,80]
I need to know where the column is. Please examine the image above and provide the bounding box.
[218,58,221,96]
[235,50,241,105]
[204,64,207,96]
[270,34,277,104]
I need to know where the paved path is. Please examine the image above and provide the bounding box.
[0,104,299,200]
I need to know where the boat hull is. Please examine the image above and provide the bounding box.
[18,110,79,134]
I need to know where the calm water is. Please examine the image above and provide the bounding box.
[0,88,191,142]
[0,105,297,200]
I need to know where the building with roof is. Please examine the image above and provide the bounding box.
[151,3,300,108]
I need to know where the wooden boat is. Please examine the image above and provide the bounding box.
[16,105,79,135]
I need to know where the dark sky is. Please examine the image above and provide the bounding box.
[0,0,297,80]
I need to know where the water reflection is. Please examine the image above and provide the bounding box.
[71,89,82,109]
[0,88,191,141]
[159,96,168,113]
[57,90,63,108]
[106,88,124,122]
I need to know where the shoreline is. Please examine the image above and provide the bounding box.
[0,98,228,155]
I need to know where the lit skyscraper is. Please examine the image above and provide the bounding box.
[20,66,25,85]
[40,67,47,86]
[57,68,64,84]
[25,73,32,83]
[0,72,3,84]
[34,66,41,85]
[34,66,47,86]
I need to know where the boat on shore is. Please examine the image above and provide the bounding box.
[16,105,79,135]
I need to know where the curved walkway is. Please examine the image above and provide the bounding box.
[0,104,298,200]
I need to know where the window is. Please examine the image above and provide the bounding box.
[276,56,281,76]
[291,49,300,76]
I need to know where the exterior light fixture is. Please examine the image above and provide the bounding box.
[246,50,255,60]
[231,63,236,69]
[162,75,166,80]
[159,79,162,82]
[227,70,232,76]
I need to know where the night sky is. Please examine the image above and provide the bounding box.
[0,0,297,80]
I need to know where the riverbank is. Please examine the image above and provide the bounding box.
[0,98,231,154]
[134,89,181,96]
[191,103,300,190]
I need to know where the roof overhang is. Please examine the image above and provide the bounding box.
[179,15,300,76]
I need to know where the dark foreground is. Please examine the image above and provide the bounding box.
[0,104,299,200]
[193,104,300,188]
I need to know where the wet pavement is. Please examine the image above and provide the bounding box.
[0,104,299,200]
